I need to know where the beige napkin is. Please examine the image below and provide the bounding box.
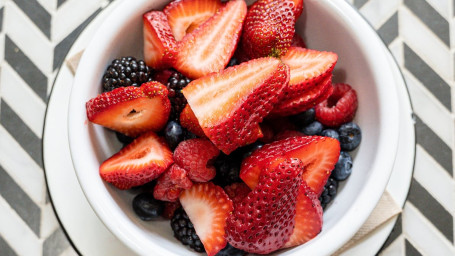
[66,51,402,254]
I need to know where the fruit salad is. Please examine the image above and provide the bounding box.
[84,0,363,255]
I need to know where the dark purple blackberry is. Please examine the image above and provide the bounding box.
[216,243,246,256]
[166,71,191,120]
[213,153,242,187]
[102,56,153,92]
[319,177,338,209]
[171,208,204,253]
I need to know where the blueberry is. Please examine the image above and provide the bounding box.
[216,243,247,256]
[320,129,339,140]
[301,121,323,135]
[165,121,183,150]
[331,151,353,181]
[338,122,361,151]
[132,193,164,221]
[292,108,315,127]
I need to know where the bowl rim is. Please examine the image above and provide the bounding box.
[68,0,400,255]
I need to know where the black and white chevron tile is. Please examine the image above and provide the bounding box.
[0,0,453,255]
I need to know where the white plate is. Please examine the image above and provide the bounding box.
[43,1,414,255]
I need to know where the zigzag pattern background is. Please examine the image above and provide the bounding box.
[0,0,453,255]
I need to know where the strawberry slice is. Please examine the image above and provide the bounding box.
[226,158,303,254]
[182,57,289,154]
[240,136,340,196]
[99,131,173,190]
[292,0,304,19]
[164,0,222,41]
[241,0,296,59]
[179,182,234,256]
[174,0,247,79]
[180,104,206,137]
[86,82,170,137]
[143,11,178,69]
[283,181,323,248]
[315,83,358,127]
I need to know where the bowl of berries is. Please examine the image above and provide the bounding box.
[68,0,400,255]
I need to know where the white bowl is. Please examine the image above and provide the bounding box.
[68,0,400,255]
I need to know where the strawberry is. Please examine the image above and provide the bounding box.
[173,138,220,182]
[180,104,206,137]
[182,57,290,154]
[258,123,275,143]
[99,131,173,190]
[292,0,304,19]
[143,11,178,69]
[240,136,340,196]
[179,182,234,256]
[226,158,303,254]
[162,201,182,219]
[274,130,305,141]
[315,83,358,127]
[241,0,295,59]
[270,75,333,116]
[154,164,193,202]
[223,182,251,206]
[174,0,247,79]
[86,82,170,137]
[291,33,306,48]
[163,0,222,41]
[283,181,323,248]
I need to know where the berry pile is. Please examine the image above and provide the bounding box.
[84,0,364,255]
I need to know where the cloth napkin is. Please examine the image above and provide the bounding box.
[66,51,402,255]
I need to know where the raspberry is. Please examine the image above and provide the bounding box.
[174,138,220,182]
[153,164,193,202]
[315,83,358,127]
[102,56,153,92]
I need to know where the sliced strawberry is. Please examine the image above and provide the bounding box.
[162,201,182,219]
[274,130,305,141]
[163,0,222,41]
[291,33,306,48]
[174,0,247,79]
[174,138,220,182]
[226,158,302,254]
[153,164,193,202]
[179,182,234,256]
[292,0,304,19]
[280,47,337,96]
[99,131,173,190]
[271,75,333,116]
[143,11,178,69]
[182,57,289,154]
[241,0,295,59]
[315,83,358,127]
[180,104,206,137]
[240,136,340,196]
[223,182,251,206]
[283,181,323,248]
[86,82,170,137]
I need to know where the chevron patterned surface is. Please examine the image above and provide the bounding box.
[0,0,453,255]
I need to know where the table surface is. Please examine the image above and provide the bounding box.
[0,0,454,255]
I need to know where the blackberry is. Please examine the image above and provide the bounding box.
[102,56,153,92]
[216,243,246,256]
[171,208,204,253]
[166,71,191,120]
[213,153,242,187]
[319,177,338,209]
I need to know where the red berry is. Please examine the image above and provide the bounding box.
[153,164,193,202]
[223,182,251,206]
[162,201,181,219]
[315,83,358,127]
[180,104,206,138]
[274,130,305,141]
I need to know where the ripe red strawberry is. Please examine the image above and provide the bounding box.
[182,57,290,154]
[241,0,295,59]
[174,138,220,182]
[291,33,306,48]
[174,0,247,79]
[271,75,333,116]
[223,182,251,206]
[154,164,193,202]
[283,181,323,248]
[240,136,340,196]
[162,201,181,219]
[226,158,303,254]
[143,11,178,69]
[86,82,170,137]
[163,0,222,41]
[179,182,234,256]
[292,0,304,19]
[280,47,337,97]
[274,130,305,141]
[99,131,173,190]
[180,104,206,137]
[315,83,358,127]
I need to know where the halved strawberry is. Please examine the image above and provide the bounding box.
[180,104,206,137]
[315,83,358,127]
[182,57,290,154]
[292,0,304,19]
[86,82,170,137]
[283,181,323,248]
[174,0,247,79]
[143,11,178,69]
[241,0,295,59]
[164,0,222,41]
[179,182,234,256]
[240,136,340,196]
[291,33,306,48]
[99,131,173,190]
[226,158,302,254]
[153,164,193,202]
